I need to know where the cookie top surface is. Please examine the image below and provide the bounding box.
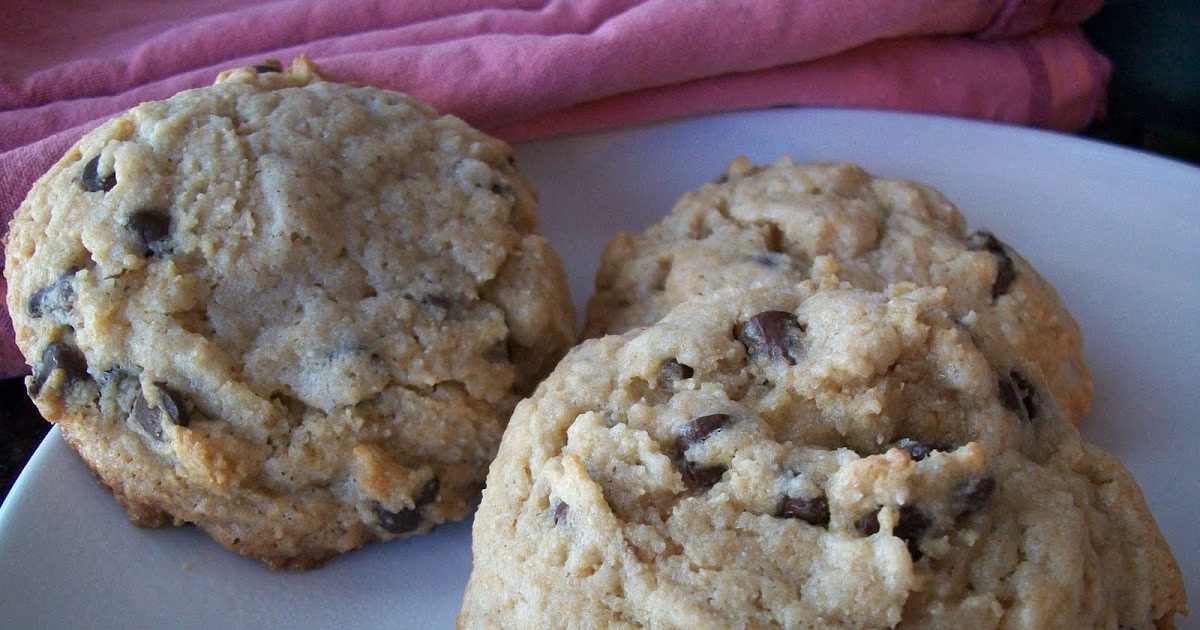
[460,283,1184,628]
[3,58,575,569]
[585,158,1093,423]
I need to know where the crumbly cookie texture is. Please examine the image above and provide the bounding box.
[460,283,1184,628]
[585,158,1093,423]
[3,56,575,570]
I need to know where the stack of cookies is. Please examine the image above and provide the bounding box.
[3,59,1185,627]
[458,160,1186,627]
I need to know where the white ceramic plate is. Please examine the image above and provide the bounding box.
[1,109,1197,628]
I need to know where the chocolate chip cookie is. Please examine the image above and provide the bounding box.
[585,158,1093,423]
[3,57,575,570]
[460,283,1184,628]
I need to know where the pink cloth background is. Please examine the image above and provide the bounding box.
[0,0,1109,378]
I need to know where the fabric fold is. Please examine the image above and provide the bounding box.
[0,0,1109,378]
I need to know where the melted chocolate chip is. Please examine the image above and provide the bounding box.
[778,496,830,527]
[485,338,512,363]
[749,252,788,268]
[999,371,1038,422]
[662,439,684,462]
[855,509,881,536]
[27,270,77,318]
[418,294,450,310]
[126,209,171,256]
[553,500,569,525]
[679,413,730,450]
[490,181,513,196]
[998,378,1021,418]
[132,393,163,440]
[659,359,695,385]
[736,310,804,365]
[373,501,423,534]
[665,416,730,489]
[957,476,996,516]
[80,155,116,192]
[1011,371,1038,420]
[253,60,283,73]
[896,438,943,462]
[133,384,189,441]
[679,461,726,488]
[374,477,440,534]
[29,342,89,396]
[895,505,932,559]
[967,231,1016,298]
[415,476,440,506]
[416,293,471,320]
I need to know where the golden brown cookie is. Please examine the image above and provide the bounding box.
[4,57,575,570]
[461,283,1183,628]
[585,158,1092,423]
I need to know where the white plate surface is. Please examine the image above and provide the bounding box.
[2,109,1197,628]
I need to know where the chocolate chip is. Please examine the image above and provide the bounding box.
[777,496,830,527]
[666,416,730,489]
[714,172,729,184]
[485,338,512,363]
[855,509,881,536]
[896,438,943,462]
[506,154,516,167]
[27,270,77,319]
[29,342,89,396]
[999,371,1038,422]
[659,359,694,385]
[998,378,1021,418]
[749,252,788,268]
[133,384,189,441]
[415,476,440,506]
[957,476,996,515]
[553,500,569,525]
[967,231,1016,298]
[253,60,283,73]
[80,155,116,192]
[1011,371,1037,420]
[373,476,440,534]
[373,501,423,534]
[895,505,932,559]
[490,181,513,196]
[736,311,803,365]
[126,209,171,256]
[662,439,684,462]
[132,393,163,440]
[415,293,471,320]
[679,413,730,450]
[679,461,726,488]
[413,294,447,309]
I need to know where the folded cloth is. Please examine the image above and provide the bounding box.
[0,0,1109,379]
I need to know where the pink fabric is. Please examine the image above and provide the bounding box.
[0,0,1109,378]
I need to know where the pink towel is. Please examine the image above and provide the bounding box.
[0,0,1109,379]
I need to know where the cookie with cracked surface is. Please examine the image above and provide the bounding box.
[460,283,1184,628]
[3,57,575,570]
[585,158,1092,423]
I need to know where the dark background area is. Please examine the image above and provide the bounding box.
[1081,0,1200,163]
[2,1,1198,503]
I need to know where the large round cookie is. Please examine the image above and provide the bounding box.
[3,58,575,570]
[460,283,1184,628]
[585,158,1093,423]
